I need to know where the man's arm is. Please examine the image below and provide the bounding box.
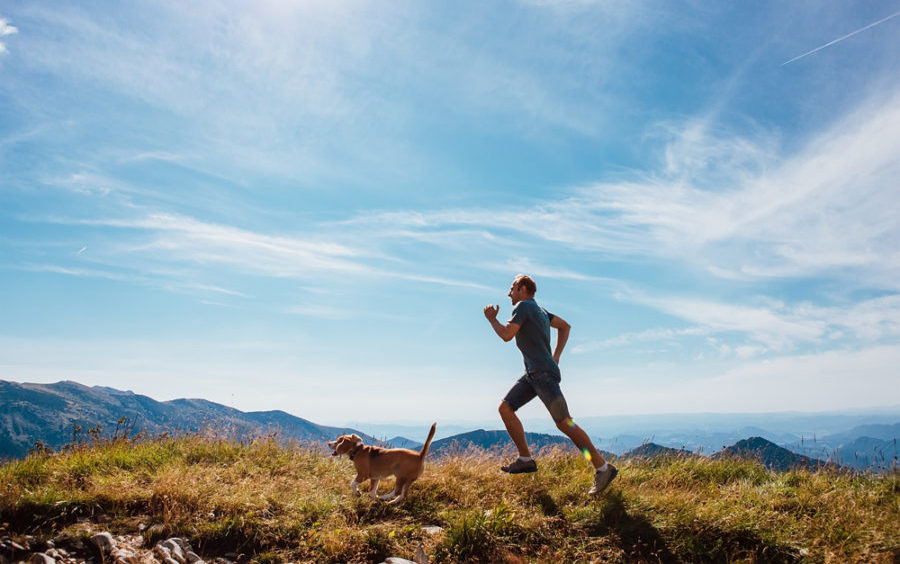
[483,305,521,342]
[550,315,571,364]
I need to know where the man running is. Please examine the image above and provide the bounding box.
[483,274,617,495]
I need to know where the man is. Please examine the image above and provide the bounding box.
[483,274,617,495]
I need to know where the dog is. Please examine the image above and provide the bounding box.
[328,422,436,504]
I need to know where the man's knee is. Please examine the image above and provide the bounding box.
[555,417,575,432]
[499,400,514,417]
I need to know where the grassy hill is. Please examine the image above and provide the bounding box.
[1,435,897,563]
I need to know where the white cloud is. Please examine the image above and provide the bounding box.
[0,17,17,54]
[574,345,900,414]
[572,327,708,354]
[571,290,900,357]
[36,211,490,292]
[344,92,900,291]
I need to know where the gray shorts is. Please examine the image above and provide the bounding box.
[503,370,571,423]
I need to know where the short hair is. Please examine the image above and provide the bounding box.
[514,274,537,296]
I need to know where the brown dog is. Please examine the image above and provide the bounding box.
[328,423,437,504]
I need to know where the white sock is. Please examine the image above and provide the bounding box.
[597,462,608,472]
[518,456,533,462]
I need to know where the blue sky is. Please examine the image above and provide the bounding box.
[1,1,899,426]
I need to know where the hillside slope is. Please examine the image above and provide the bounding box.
[0,380,373,458]
[1,436,896,562]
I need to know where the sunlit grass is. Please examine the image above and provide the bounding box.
[1,437,897,562]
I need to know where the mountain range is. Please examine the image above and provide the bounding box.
[1,380,896,473]
[0,380,376,458]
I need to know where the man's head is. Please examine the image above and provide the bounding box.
[508,274,536,305]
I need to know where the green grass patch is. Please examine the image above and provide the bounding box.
[1,435,896,562]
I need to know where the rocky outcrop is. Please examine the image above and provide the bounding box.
[0,532,233,564]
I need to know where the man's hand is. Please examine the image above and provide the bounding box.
[485,304,520,342]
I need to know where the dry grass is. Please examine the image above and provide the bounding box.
[1,436,898,562]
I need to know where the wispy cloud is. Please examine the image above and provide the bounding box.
[17,263,245,299]
[620,291,900,353]
[72,212,369,277]
[0,17,17,54]
[782,10,900,65]
[345,92,900,289]
[585,345,900,414]
[572,327,708,354]
[33,210,490,293]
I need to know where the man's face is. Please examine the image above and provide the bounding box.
[508,281,529,305]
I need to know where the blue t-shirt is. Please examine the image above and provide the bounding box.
[509,299,559,376]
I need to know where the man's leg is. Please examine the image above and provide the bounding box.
[499,400,531,457]
[557,416,618,494]
[530,371,619,494]
[556,418,605,469]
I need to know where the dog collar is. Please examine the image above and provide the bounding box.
[349,442,363,460]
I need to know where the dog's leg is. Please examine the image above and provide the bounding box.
[350,479,361,496]
[386,479,411,505]
[368,479,380,498]
[378,489,396,501]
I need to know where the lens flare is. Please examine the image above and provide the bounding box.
[567,419,577,428]
[582,447,592,461]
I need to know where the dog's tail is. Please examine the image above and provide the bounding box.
[419,422,437,459]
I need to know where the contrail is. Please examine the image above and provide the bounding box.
[782,10,900,66]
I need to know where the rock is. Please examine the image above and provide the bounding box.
[27,554,56,564]
[163,558,181,564]
[420,526,443,535]
[159,539,185,563]
[113,547,140,564]
[383,558,417,564]
[154,544,172,561]
[185,551,203,563]
[51,534,72,547]
[91,532,116,554]
[415,545,428,564]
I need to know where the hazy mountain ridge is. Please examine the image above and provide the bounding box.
[2,380,897,472]
[623,442,698,460]
[713,437,834,472]
[0,380,375,458]
[428,428,586,458]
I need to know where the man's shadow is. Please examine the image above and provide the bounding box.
[582,491,801,563]
[580,490,677,562]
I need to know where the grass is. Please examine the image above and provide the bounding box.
[1,435,898,563]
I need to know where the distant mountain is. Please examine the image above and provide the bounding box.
[830,436,898,472]
[429,428,603,458]
[714,437,830,472]
[781,423,899,471]
[384,436,423,450]
[624,443,698,460]
[0,380,374,459]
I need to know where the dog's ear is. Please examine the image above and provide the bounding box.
[351,434,362,442]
